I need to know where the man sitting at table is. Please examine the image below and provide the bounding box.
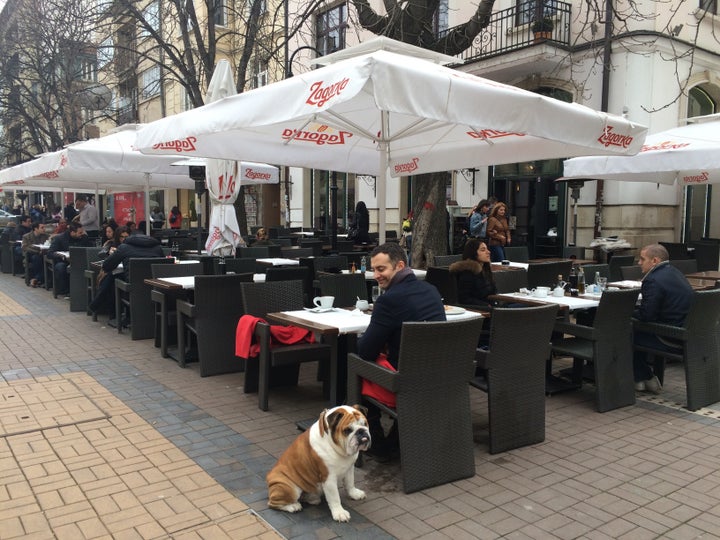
[22,221,49,287]
[89,229,164,323]
[357,242,446,459]
[633,243,693,394]
[47,222,92,295]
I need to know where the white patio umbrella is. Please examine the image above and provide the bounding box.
[0,124,194,233]
[561,120,720,185]
[203,60,244,256]
[135,37,648,242]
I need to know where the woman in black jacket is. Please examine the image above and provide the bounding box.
[350,201,370,244]
[449,237,496,308]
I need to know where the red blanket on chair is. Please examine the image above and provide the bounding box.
[361,353,397,408]
[235,314,316,359]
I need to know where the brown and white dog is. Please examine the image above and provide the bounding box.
[266,405,371,522]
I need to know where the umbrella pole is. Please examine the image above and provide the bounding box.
[144,174,151,235]
[331,171,338,253]
[378,112,389,245]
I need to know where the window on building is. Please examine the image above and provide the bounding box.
[252,59,268,89]
[214,0,227,26]
[245,0,267,17]
[433,0,449,34]
[688,86,717,118]
[315,4,347,55]
[140,65,161,100]
[140,1,160,37]
[516,0,556,26]
[97,37,114,69]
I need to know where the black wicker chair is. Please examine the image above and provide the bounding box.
[425,266,458,304]
[608,255,636,282]
[633,289,720,411]
[669,259,698,275]
[527,261,573,289]
[220,257,264,275]
[114,258,173,340]
[503,246,530,262]
[579,264,610,283]
[176,274,252,376]
[432,254,462,267]
[492,269,528,293]
[239,280,332,411]
[551,289,641,412]
[620,265,643,281]
[689,241,720,271]
[659,242,691,260]
[69,247,103,312]
[150,262,203,358]
[318,273,368,307]
[265,265,314,307]
[347,317,484,493]
[471,305,558,453]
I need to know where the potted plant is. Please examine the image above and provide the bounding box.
[531,16,554,41]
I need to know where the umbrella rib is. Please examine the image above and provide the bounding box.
[282,115,319,145]
[468,126,495,146]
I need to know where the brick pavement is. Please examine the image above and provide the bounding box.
[1,271,720,539]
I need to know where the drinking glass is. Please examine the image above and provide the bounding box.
[371,285,381,302]
[597,276,608,292]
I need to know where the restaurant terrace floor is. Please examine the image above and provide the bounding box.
[1,271,720,539]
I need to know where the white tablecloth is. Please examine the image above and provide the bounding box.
[491,261,529,269]
[280,306,482,334]
[156,273,265,289]
[257,257,300,266]
[341,268,427,281]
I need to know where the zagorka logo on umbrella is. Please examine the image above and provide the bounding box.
[597,126,634,148]
[641,140,691,152]
[394,158,420,174]
[281,125,352,145]
[245,168,272,181]
[466,129,525,139]
[683,172,710,184]
[306,78,350,107]
[152,137,198,152]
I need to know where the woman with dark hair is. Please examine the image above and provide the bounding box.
[99,226,130,259]
[169,206,182,229]
[449,237,496,308]
[350,201,370,243]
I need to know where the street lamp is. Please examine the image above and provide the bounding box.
[285,45,324,78]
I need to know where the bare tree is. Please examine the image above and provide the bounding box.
[350,0,496,267]
[0,0,108,163]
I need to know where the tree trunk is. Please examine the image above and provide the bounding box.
[409,172,449,268]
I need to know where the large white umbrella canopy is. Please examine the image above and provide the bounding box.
[0,124,195,232]
[203,60,244,256]
[562,119,720,185]
[135,37,648,242]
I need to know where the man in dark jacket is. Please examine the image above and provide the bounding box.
[89,233,165,318]
[12,215,33,268]
[357,242,446,458]
[47,222,92,295]
[633,244,693,394]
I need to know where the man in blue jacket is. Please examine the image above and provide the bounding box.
[357,242,446,458]
[633,244,693,393]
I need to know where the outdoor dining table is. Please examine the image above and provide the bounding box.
[255,257,300,267]
[341,268,427,281]
[527,257,597,265]
[266,306,483,406]
[685,270,720,282]
[491,261,528,271]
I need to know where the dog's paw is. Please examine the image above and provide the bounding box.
[305,493,322,505]
[347,488,366,501]
[331,507,351,522]
[279,502,302,513]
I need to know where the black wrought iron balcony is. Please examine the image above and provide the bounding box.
[441,0,571,64]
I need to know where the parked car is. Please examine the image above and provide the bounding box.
[0,209,18,228]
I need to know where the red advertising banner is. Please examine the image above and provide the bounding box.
[113,192,145,225]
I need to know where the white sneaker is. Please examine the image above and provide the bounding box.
[634,381,646,392]
[644,375,662,394]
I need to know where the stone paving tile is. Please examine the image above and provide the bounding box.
[6,272,720,538]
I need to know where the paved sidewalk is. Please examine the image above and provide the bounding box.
[1,272,720,539]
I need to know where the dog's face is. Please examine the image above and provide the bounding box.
[318,405,371,455]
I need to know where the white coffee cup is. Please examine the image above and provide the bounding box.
[313,296,335,309]
[355,299,369,311]
[552,287,565,297]
[533,287,550,298]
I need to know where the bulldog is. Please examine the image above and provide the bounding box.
[266,404,371,522]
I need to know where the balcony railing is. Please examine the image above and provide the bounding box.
[441,0,571,64]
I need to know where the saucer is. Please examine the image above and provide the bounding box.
[304,307,336,313]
